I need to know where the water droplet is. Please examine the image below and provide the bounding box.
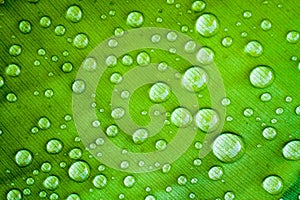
[193,158,202,166]
[69,148,82,160]
[261,19,272,31]
[66,5,82,23]
[106,55,117,67]
[282,140,300,160]
[149,82,171,103]
[54,25,66,36]
[121,54,133,66]
[40,16,51,28]
[162,163,171,173]
[195,13,220,37]
[7,189,22,200]
[0,75,4,88]
[46,139,63,154]
[66,193,80,200]
[6,93,17,103]
[93,174,107,189]
[6,64,21,77]
[171,107,192,127]
[208,165,223,180]
[166,31,177,42]
[191,1,206,12]
[243,108,254,117]
[196,47,214,64]
[262,175,283,194]
[126,11,144,28]
[177,175,187,185]
[19,20,32,34]
[73,33,89,49]
[43,175,59,190]
[151,34,161,43]
[110,72,123,84]
[132,128,149,144]
[262,127,277,140]
[249,65,274,88]
[286,30,299,44]
[105,125,118,137]
[212,133,244,162]
[224,191,235,200]
[44,89,54,98]
[62,62,73,73]
[137,51,151,65]
[243,10,252,18]
[68,161,91,182]
[184,40,197,53]
[83,57,97,71]
[260,92,272,102]
[195,108,219,132]
[111,107,125,119]
[145,195,156,200]
[155,139,167,150]
[295,106,300,115]
[221,37,233,47]
[9,44,22,56]
[72,80,85,94]
[123,175,135,187]
[244,41,264,57]
[182,66,207,92]
[41,162,52,172]
[15,149,33,167]
[26,177,35,185]
[38,117,51,129]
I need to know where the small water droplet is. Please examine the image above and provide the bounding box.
[15,149,33,167]
[66,5,82,23]
[195,108,219,132]
[262,127,277,140]
[286,30,299,44]
[123,175,135,187]
[43,175,59,190]
[19,20,32,34]
[260,19,272,31]
[282,140,300,160]
[40,16,51,28]
[244,41,264,57]
[126,11,144,28]
[249,65,274,88]
[72,79,85,94]
[195,13,219,37]
[191,1,206,12]
[6,64,21,77]
[132,128,149,144]
[68,161,91,182]
[149,82,171,103]
[208,165,223,180]
[54,25,66,36]
[262,175,283,194]
[73,33,89,49]
[171,107,192,127]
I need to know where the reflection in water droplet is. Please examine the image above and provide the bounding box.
[282,140,300,160]
[126,11,144,28]
[244,41,264,57]
[195,108,219,132]
[171,107,192,127]
[195,13,219,37]
[212,133,244,162]
[249,65,274,88]
[55,25,66,36]
[262,175,283,195]
[68,161,91,182]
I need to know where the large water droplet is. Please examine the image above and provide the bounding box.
[196,47,214,65]
[19,20,32,34]
[195,13,219,37]
[137,51,151,65]
[72,80,85,94]
[38,117,51,129]
[126,11,144,28]
[260,19,272,31]
[73,33,89,49]
[171,107,192,127]
[66,5,82,23]
[68,161,91,182]
[182,66,207,92]
[43,175,59,190]
[262,127,277,140]
[123,175,135,187]
[249,65,274,88]
[212,133,244,162]
[7,189,22,200]
[191,1,206,12]
[93,174,107,189]
[286,30,299,44]
[54,25,66,36]
[132,128,149,144]
[149,82,171,103]
[262,175,283,195]
[39,16,51,28]
[6,64,21,77]
[195,108,219,132]
[46,139,63,154]
[282,140,300,160]
[244,41,264,57]
[9,44,22,57]
[15,149,33,167]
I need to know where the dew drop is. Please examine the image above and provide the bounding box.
[149,82,171,103]
[43,175,59,190]
[137,51,151,65]
[73,33,89,49]
[260,19,272,31]
[68,161,91,182]
[54,25,66,36]
[123,175,135,188]
[83,57,97,71]
[249,65,274,88]
[286,30,299,44]
[7,189,22,200]
[9,44,22,56]
[191,1,206,12]
[19,20,32,34]
[93,174,107,189]
[195,13,220,37]
[171,107,192,127]
[72,80,85,94]
[196,47,214,65]
[66,5,82,23]
[244,41,264,57]
[132,128,149,144]
[282,140,300,160]
[212,133,244,162]
[208,165,223,180]
[39,16,51,28]
[126,11,144,28]
[15,149,33,167]
[6,64,21,77]
[182,66,207,92]
[262,127,277,140]
[195,108,219,132]
[262,175,283,195]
